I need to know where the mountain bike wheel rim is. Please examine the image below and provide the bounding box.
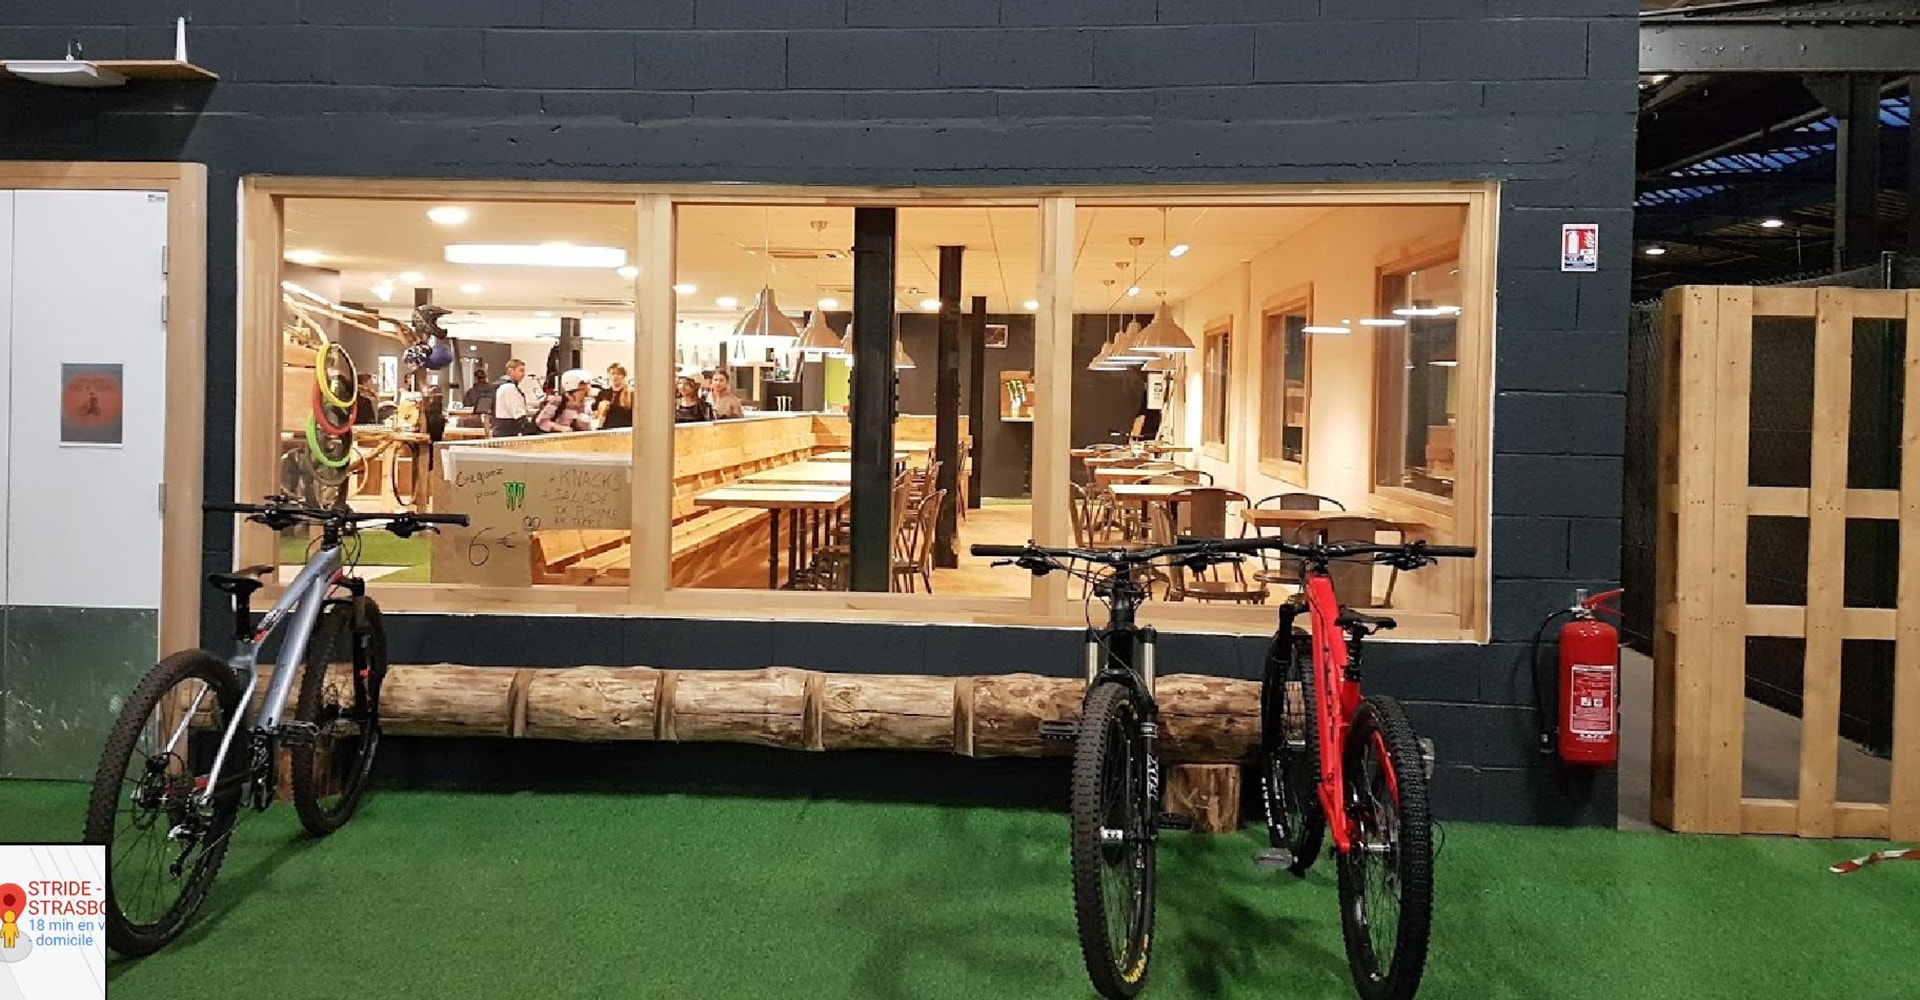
[306,416,352,469]
[314,340,357,410]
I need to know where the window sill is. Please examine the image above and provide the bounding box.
[1257,458,1307,487]
[1201,443,1228,462]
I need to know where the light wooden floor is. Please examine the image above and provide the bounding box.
[928,502,1034,597]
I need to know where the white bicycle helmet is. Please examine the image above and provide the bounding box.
[559,369,593,393]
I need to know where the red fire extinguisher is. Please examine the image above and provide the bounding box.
[1531,589,1622,767]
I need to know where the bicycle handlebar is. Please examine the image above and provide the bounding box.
[972,537,1475,575]
[205,497,470,533]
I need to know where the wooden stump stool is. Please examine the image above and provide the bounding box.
[1165,763,1242,834]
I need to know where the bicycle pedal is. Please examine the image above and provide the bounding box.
[1153,813,1193,831]
[1253,847,1298,870]
[275,721,322,747]
[1418,737,1436,781]
[1038,720,1079,741]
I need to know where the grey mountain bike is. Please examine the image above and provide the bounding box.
[83,496,467,956]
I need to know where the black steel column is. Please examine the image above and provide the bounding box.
[934,246,964,569]
[557,317,583,373]
[849,208,898,592]
[966,294,987,511]
[1806,74,1884,272]
[1909,78,1919,256]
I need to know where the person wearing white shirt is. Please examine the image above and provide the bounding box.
[492,358,534,436]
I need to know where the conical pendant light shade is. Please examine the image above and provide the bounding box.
[796,309,843,353]
[893,337,915,369]
[1110,319,1151,364]
[1134,300,1196,353]
[733,286,800,340]
[1143,351,1181,373]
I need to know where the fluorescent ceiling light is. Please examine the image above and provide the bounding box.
[1429,359,1460,367]
[1759,219,1785,229]
[428,206,469,226]
[1023,299,1040,311]
[673,283,698,294]
[716,296,739,310]
[919,298,941,312]
[286,249,324,265]
[460,282,483,294]
[1391,306,1462,318]
[818,297,839,310]
[444,243,628,268]
[1168,244,1189,258]
[1358,318,1406,327]
[616,265,640,280]
[397,270,424,284]
[1303,325,1352,335]
[1643,246,1667,257]
[1126,286,1140,297]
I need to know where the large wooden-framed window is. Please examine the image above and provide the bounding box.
[1201,322,1231,458]
[1372,245,1463,510]
[1259,292,1311,483]
[236,179,1498,640]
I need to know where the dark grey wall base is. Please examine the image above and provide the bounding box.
[1,606,158,781]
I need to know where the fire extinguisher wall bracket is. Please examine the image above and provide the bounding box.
[1529,589,1624,768]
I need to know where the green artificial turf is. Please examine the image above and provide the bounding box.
[278,531,432,583]
[1,780,1913,1000]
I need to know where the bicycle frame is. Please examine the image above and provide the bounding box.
[1302,569,1365,855]
[188,545,345,810]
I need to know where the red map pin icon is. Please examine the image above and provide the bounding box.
[0,884,23,915]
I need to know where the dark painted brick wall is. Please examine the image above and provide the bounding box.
[2,0,1636,826]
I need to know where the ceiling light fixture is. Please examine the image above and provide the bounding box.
[1111,319,1151,365]
[715,296,739,310]
[1023,299,1040,311]
[734,208,800,342]
[460,283,483,295]
[1303,323,1353,335]
[1759,218,1786,229]
[1391,305,1462,318]
[285,249,324,266]
[796,309,844,355]
[427,206,470,226]
[397,270,424,284]
[1358,318,1407,327]
[919,298,941,312]
[445,243,628,268]
[1126,286,1141,297]
[673,283,698,295]
[817,297,839,310]
[1169,244,1189,258]
[1134,209,1197,354]
[1643,246,1667,257]
[617,265,640,280]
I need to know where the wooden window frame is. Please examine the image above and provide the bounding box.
[236,178,1497,640]
[0,162,207,657]
[1201,321,1233,460]
[1368,238,1471,526]
[1258,288,1312,484]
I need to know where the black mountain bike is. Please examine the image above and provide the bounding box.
[975,539,1233,999]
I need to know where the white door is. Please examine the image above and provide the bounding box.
[7,190,168,608]
[0,191,11,609]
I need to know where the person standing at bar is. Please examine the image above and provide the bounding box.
[708,371,745,419]
[674,376,714,423]
[597,363,634,429]
[492,358,533,436]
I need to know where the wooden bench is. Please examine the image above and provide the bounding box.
[532,508,771,589]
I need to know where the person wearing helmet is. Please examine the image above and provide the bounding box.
[535,369,595,433]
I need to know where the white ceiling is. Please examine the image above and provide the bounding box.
[282,197,1333,342]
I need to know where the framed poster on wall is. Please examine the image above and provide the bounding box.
[377,355,399,396]
[59,363,124,446]
[985,323,1009,348]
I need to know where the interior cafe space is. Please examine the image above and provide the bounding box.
[251,182,1491,639]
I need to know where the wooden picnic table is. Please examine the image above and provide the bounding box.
[742,461,852,485]
[693,484,851,588]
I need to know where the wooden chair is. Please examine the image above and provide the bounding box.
[1133,468,1212,486]
[814,470,912,590]
[1291,515,1405,608]
[1246,493,1346,586]
[893,489,947,593]
[1156,488,1266,604]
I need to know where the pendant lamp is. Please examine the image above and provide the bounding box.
[734,286,800,340]
[796,308,843,354]
[1134,300,1195,354]
[1110,319,1152,364]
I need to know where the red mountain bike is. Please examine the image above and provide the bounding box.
[1201,535,1472,1000]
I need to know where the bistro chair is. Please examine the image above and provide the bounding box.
[1246,493,1347,586]
[893,489,947,593]
[1133,469,1211,486]
[1291,515,1406,608]
[1155,487,1265,604]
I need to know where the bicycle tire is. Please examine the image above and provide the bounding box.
[314,340,357,410]
[1336,695,1434,1000]
[388,441,421,509]
[306,415,352,469]
[1070,681,1157,1000]
[311,383,353,437]
[83,650,244,957]
[291,599,388,835]
[1260,632,1325,875]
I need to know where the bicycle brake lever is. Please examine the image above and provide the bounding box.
[989,559,1014,568]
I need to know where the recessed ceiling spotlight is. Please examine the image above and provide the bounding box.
[428,206,469,226]
[716,296,739,310]
[1023,300,1040,311]
[397,270,424,284]
[673,283,697,294]
[617,265,640,280]
[1126,286,1141,297]
[818,297,839,310]
[285,249,323,265]
[919,298,941,312]
[1169,244,1190,258]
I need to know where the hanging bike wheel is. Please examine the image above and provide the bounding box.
[388,440,423,509]
[1069,681,1157,1000]
[1336,695,1435,1000]
[83,651,244,956]
[1260,633,1325,875]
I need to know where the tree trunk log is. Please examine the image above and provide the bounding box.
[380,664,517,737]
[662,667,812,749]
[967,673,1083,758]
[523,666,662,741]
[1165,764,1242,834]
[818,674,957,752]
[1156,673,1261,763]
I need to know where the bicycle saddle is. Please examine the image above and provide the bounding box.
[207,565,274,597]
[1335,608,1396,632]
